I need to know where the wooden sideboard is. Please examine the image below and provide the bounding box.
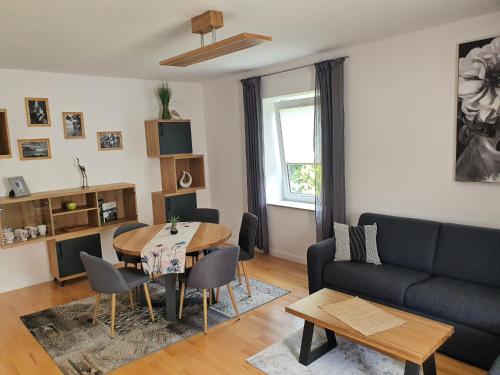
[0,183,138,284]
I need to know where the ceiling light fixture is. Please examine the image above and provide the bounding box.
[159,10,272,67]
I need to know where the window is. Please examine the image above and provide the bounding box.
[274,97,316,203]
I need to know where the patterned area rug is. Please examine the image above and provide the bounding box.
[21,278,289,375]
[247,326,407,374]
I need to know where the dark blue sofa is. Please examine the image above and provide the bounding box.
[307,212,500,370]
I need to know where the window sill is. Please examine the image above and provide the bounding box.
[267,200,315,211]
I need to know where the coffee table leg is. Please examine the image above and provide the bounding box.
[423,354,437,375]
[404,354,436,375]
[298,321,337,365]
[164,273,178,321]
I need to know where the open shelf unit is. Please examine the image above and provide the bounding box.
[145,119,207,224]
[159,154,206,193]
[0,183,138,248]
[0,109,12,158]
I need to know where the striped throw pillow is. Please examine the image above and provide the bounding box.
[333,222,381,264]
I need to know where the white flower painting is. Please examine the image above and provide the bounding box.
[456,36,500,182]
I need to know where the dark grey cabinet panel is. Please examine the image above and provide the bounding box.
[158,122,193,155]
[56,234,102,278]
[165,193,197,221]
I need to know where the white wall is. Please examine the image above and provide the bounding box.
[0,69,210,292]
[203,11,500,264]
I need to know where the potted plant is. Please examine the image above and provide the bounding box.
[157,82,173,120]
[169,215,179,235]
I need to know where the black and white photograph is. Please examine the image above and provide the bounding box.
[62,112,85,139]
[24,97,51,127]
[97,131,123,151]
[456,36,500,182]
[18,138,52,160]
[101,201,118,223]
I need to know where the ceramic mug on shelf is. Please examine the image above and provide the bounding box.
[2,231,15,244]
[25,226,38,239]
[37,224,47,236]
[2,227,13,235]
[14,228,29,241]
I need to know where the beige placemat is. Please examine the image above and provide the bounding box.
[320,297,407,336]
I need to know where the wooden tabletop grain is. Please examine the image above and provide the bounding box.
[286,288,454,365]
[112,222,232,256]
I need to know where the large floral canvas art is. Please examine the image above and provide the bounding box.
[456,36,500,182]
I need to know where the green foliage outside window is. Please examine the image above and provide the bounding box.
[287,163,320,195]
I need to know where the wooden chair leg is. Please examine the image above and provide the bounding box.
[179,282,185,319]
[241,261,252,298]
[227,284,240,320]
[209,289,213,306]
[143,283,155,322]
[237,262,242,285]
[110,293,116,338]
[93,293,101,325]
[216,287,220,303]
[128,290,134,309]
[202,289,208,334]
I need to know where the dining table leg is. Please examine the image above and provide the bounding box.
[164,273,178,321]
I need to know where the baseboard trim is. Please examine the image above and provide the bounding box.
[269,248,306,264]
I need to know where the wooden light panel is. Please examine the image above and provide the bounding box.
[160,33,272,67]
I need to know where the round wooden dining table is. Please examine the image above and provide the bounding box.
[113,222,231,321]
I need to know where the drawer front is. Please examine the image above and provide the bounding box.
[158,123,193,155]
[165,193,197,222]
[57,234,102,278]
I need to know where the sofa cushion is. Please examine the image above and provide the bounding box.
[322,262,430,305]
[405,276,500,335]
[433,223,500,289]
[358,213,440,273]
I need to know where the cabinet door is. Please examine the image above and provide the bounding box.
[57,234,102,278]
[158,123,193,155]
[165,193,197,222]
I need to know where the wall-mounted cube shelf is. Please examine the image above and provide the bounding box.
[0,109,12,159]
[145,119,207,224]
[160,154,206,193]
[145,119,193,157]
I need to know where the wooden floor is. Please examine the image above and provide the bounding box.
[0,253,487,375]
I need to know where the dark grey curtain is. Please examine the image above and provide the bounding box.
[241,76,269,252]
[314,58,346,241]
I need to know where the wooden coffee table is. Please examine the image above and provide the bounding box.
[285,289,454,375]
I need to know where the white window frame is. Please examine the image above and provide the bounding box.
[274,97,315,204]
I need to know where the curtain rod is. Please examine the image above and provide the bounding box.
[259,56,349,78]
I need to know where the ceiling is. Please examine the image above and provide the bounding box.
[0,0,499,82]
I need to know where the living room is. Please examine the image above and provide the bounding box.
[1,1,500,374]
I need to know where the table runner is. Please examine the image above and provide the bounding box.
[320,297,407,336]
[140,222,201,275]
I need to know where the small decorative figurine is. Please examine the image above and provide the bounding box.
[179,170,193,188]
[75,157,89,188]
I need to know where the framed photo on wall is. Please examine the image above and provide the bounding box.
[62,112,85,139]
[455,36,500,182]
[97,131,123,151]
[24,97,51,127]
[18,138,52,160]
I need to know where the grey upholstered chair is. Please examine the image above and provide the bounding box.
[114,222,149,268]
[178,246,240,334]
[80,251,154,337]
[186,208,220,264]
[236,212,259,297]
